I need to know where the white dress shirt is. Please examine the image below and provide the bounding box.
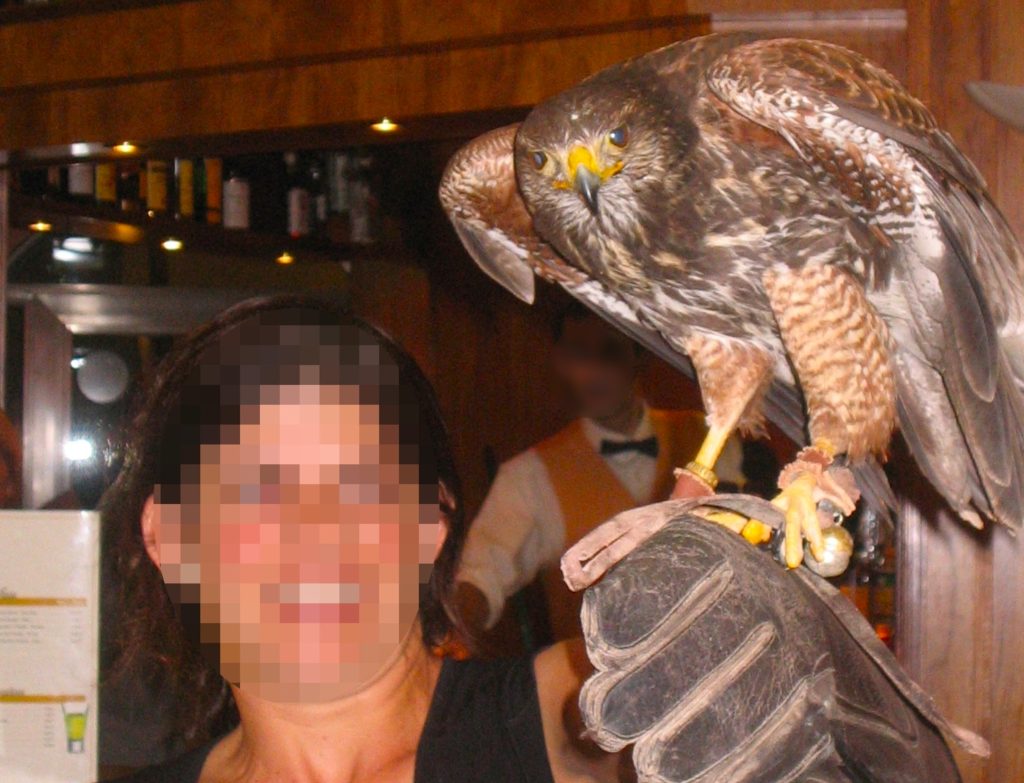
[458,406,744,627]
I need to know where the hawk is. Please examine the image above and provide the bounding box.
[439,33,1024,569]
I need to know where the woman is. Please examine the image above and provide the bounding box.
[105,295,622,782]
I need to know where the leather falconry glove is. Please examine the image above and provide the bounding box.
[562,495,989,783]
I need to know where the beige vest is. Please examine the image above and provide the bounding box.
[535,409,708,641]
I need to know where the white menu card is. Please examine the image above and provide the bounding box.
[0,511,100,783]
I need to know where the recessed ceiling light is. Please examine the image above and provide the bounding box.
[63,438,94,462]
[276,251,295,265]
[371,117,399,133]
[63,236,94,253]
[29,221,52,232]
[161,238,184,251]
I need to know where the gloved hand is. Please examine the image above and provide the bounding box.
[561,495,987,783]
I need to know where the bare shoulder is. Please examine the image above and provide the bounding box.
[534,640,634,783]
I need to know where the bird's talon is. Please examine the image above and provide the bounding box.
[774,472,825,570]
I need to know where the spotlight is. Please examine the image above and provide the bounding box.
[371,117,399,133]
[63,439,95,462]
[161,238,184,252]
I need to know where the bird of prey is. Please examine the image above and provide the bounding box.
[439,33,1024,568]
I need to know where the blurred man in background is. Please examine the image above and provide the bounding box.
[455,302,746,646]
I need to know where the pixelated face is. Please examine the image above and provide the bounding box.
[553,315,641,420]
[151,382,442,704]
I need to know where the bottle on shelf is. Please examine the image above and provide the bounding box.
[284,151,311,239]
[192,157,206,223]
[46,165,64,199]
[327,152,350,216]
[204,157,223,225]
[223,169,250,230]
[67,162,95,202]
[138,163,148,211]
[146,159,169,215]
[117,163,141,212]
[95,162,117,206]
[839,507,897,649]
[307,152,328,234]
[174,158,195,220]
[349,152,375,245]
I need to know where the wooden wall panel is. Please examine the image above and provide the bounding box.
[987,0,1024,735]
[20,297,72,509]
[710,9,907,79]
[0,0,903,93]
[0,21,709,151]
[347,256,435,381]
[0,1,393,89]
[0,1,916,152]
[899,2,1024,781]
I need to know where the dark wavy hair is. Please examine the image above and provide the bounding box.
[101,294,467,749]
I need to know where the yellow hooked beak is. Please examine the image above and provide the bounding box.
[556,145,624,214]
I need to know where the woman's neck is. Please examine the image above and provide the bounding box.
[209,627,442,783]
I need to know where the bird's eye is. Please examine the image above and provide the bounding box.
[608,126,629,148]
[531,151,548,170]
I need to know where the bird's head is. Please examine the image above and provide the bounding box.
[514,76,691,253]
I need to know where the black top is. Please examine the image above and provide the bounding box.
[113,655,555,783]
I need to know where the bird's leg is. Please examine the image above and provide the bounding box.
[674,420,732,497]
[762,265,894,569]
[674,420,771,543]
[772,440,837,567]
[673,336,775,543]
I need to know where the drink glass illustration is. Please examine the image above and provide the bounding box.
[61,702,87,753]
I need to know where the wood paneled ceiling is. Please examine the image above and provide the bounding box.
[0,0,905,156]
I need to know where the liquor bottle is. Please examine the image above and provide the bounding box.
[138,164,148,211]
[844,507,896,648]
[284,152,311,238]
[349,153,375,245]
[146,160,169,215]
[192,157,206,223]
[118,163,141,212]
[174,158,195,220]
[95,162,117,205]
[307,153,328,233]
[204,157,223,225]
[223,170,250,230]
[327,152,350,216]
[867,540,896,648]
[67,162,95,202]
[46,165,64,199]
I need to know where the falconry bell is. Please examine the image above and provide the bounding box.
[803,524,854,578]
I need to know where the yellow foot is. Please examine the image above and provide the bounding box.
[700,511,773,545]
[770,444,860,571]
[771,473,826,569]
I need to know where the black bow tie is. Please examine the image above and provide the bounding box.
[600,436,659,459]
